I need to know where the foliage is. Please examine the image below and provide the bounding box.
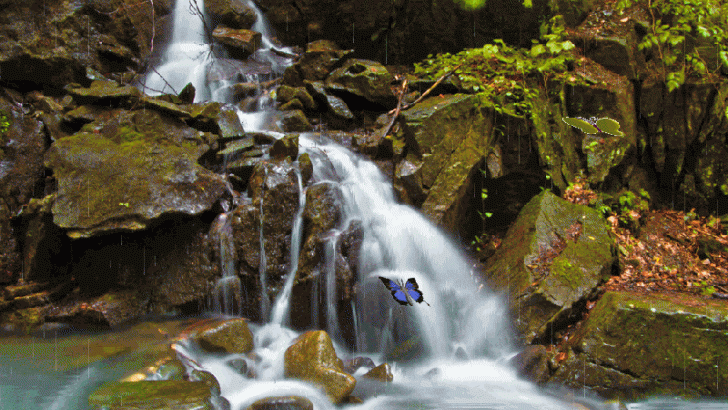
[454,0,532,10]
[0,110,9,135]
[622,0,728,92]
[413,16,574,118]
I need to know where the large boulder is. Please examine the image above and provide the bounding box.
[88,380,215,410]
[399,93,494,238]
[45,108,227,239]
[542,291,728,400]
[483,190,616,344]
[205,0,257,30]
[284,330,356,403]
[324,59,397,109]
[212,26,262,59]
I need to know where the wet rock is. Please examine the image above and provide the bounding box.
[206,0,257,30]
[325,59,396,109]
[270,134,299,160]
[280,110,312,132]
[194,318,254,354]
[362,362,393,382]
[483,190,616,344]
[246,395,314,410]
[284,330,356,403]
[88,380,214,410]
[305,81,354,121]
[44,109,227,238]
[400,93,493,236]
[510,345,552,384]
[395,155,427,206]
[219,136,256,156]
[232,158,300,310]
[19,194,71,282]
[140,95,193,118]
[550,291,728,400]
[298,153,313,184]
[65,80,141,104]
[276,85,317,111]
[45,288,149,329]
[212,26,262,58]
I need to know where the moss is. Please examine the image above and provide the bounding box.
[0,109,10,135]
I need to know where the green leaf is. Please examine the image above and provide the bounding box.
[530,44,546,58]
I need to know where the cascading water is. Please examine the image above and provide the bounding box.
[138,0,213,101]
[136,1,612,409]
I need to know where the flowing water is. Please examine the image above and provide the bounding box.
[1,1,717,409]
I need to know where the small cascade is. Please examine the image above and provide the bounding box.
[299,134,514,359]
[324,234,340,339]
[258,188,269,320]
[270,169,306,326]
[211,213,242,316]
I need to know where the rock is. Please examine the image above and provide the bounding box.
[65,80,141,104]
[362,363,393,382]
[245,396,313,410]
[45,288,148,329]
[88,380,214,410]
[284,330,356,403]
[399,93,493,237]
[305,81,354,121]
[298,153,313,184]
[276,85,317,111]
[510,345,552,384]
[395,156,427,206]
[231,158,301,315]
[0,97,47,284]
[325,59,396,109]
[219,136,256,156]
[280,110,312,132]
[140,95,193,118]
[194,318,254,354]
[551,290,728,400]
[483,190,616,344]
[206,0,256,29]
[270,134,299,160]
[44,109,227,239]
[212,26,262,58]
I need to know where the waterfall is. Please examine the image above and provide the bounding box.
[139,0,212,101]
[259,190,269,320]
[299,135,514,360]
[135,2,610,409]
[211,212,241,316]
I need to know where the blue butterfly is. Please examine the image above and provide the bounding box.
[379,277,430,306]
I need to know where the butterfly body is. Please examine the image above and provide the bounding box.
[379,277,430,306]
[562,117,624,137]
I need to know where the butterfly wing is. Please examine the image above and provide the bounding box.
[380,277,409,305]
[562,117,599,134]
[404,278,425,303]
[595,118,625,137]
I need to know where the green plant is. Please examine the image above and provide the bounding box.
[630,0,728,92]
